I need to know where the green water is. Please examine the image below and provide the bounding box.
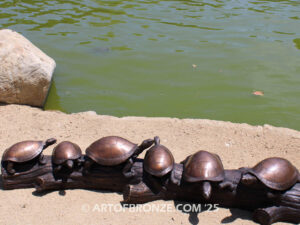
[1,0,300,130]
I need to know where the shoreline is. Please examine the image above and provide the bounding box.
[0,104,299,225]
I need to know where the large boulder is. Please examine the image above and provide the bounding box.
[0,29,56,107]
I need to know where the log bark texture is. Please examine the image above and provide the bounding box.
[1,156,300,225]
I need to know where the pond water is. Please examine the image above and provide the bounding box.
[1,0,300,130]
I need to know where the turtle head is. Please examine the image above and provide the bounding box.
[154,136,160,145]
[136,138,155,155]
[241,173,257,186]
[66,160,74,169]
[202,181,212,200]
[143,138,155,148]
[6,162,16,175]
[45,138,57,148]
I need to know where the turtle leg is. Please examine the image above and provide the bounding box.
[122,158,135,178]
[84,158,93,173]
[170,169,180,186]
[218,180,235,191]
[202,181,212,200]
[74,159,79,168]
[34,177,45,192]
[60,177,68,195]
[6,162,15,175]
[241,173,258,186]
[66,160,74,170]
[54,165,62,174]
[38,153,46,165]
[77,156,85,166]
[75,158,83,168]
[147,174,166,194]
[253,206,300,225]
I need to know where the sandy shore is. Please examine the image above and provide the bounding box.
[0,104,299,225]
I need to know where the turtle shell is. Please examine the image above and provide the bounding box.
[183,150,225,182]
[144,144,174,177]
[2,141,44,163]
[52,141,82,164]
[86,136,137,166]
[245,157,299,191]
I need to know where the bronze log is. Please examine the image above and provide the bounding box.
[1,156,300,225]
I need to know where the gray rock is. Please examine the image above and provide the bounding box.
[0,29,56,107]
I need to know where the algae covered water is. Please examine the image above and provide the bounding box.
[1,0,300,130]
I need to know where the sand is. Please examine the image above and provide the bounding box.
[0,104,299,225]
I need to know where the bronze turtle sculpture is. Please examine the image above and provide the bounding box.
[240,157,300,191]
[144,136,179,186]
[2,138,57,175]
[182,150,233,199]
[52,141,83,173]
[84,136,154,177]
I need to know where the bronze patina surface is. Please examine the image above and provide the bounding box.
[1,137,300,225]
[245,157,299,191]
[3,141,44,163]
[144,136,174,177]
[86,136,138,166]
[183,150,225,182]
[2,138,56,174]
[52,141,82,165]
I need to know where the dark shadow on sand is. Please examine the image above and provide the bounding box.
[221,208,253,223]
[33,187,123,197]
[174,201,219,225]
